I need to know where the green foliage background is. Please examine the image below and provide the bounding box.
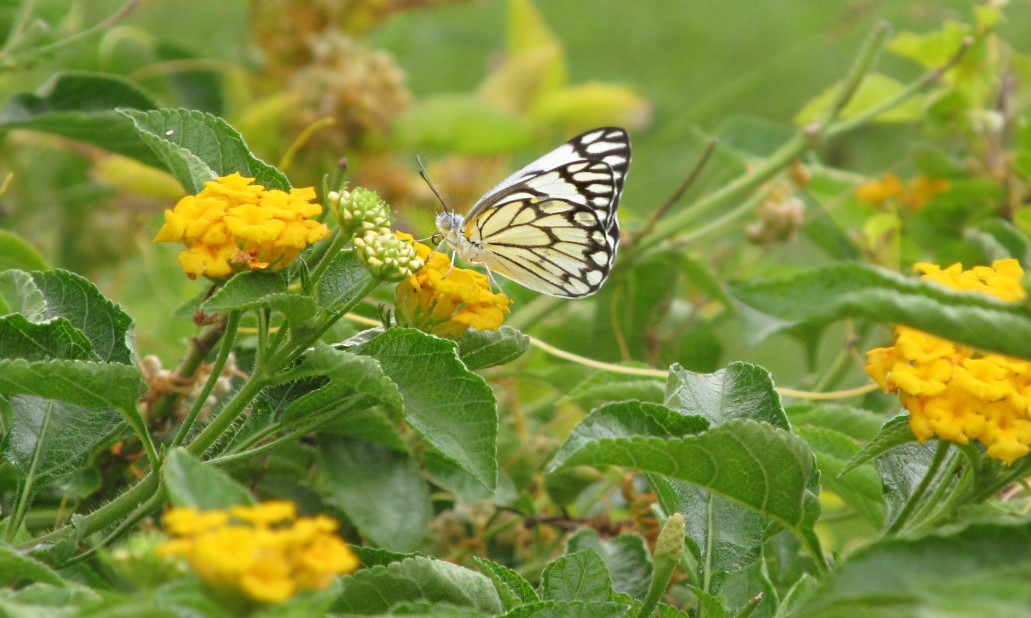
[3,1,1031,616]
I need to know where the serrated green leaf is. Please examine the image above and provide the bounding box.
[386,601,493,617]
[4,395,123,487]
[0,359,145,411]
[665,362,788,429]
[118,108,289,193]
[455,326,529,371]
[793,519,1031,617]
[787,403,885,443]
[0,582,103,617]
[333,556,504,614]
[541,549,614,602]
[567,372,665,411]
[841,414,916,475]
[555,402,708,460]
[0,543,65,587]
[731,263,1031,361]
[283,343,403,417]
[162,448,254,509]
[316,249,376,310]
[316,436,430,552]
[876,441,946,529]
[355,329,498,490]
[473,556,540,610]
[649,473,768,575]
[4,270,136,365]
[0,231,48,273]
[963,218,1031,264]
[567,530,652,600]
[551,419,822,564]
[0,72,162,168]
[200,271,316,322]
[321,407,406,451]
[501,600,632,618]
[352,545,427,568]
[796,426,884,527]
[0,315,97,361]
[0,270,45,319]
[424,451,518,504]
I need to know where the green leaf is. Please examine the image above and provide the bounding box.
[731,263,1031,361]
[0,543,65,587]
[963,218,1031,265]
[118,108,290,193]
[393,95,536,155]
[567,372,666,411]
[0,583,103,617]
[796,426,885,527]
[0,72,162,168]
[352,546,426,568]
[788,403,885,443]
[665,362,788,429]
[649,473,768,575]
[501,601,632,618]
[283,343,403,417]
[795,73,922,126]
[333,556,504,614]
[162,448,254,509]
[555,401,708,457]
[0,315,97,361]
[876,441,944,529]
[354,329,498,491]
[541,549,614,602]
[473,556,540,610]
[566,530,653,600]
[316,436,430,552]
[3,395,123,487]
[0,231,48,273]
[888,22,971,69]
[201,271,315,323]
[455,326,529,371]
[0,270,135,364]
[316,250,376,310]
[841,414,916,475]
[793,519,1031,617]
[550,419,822,565]
[0,359,144,412]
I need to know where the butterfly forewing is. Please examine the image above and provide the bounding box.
[449,127,630,298]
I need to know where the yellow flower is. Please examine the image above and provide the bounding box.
[154,173,330,279]
[394,232,512,338]
[158,501,359,605]
[865,259,1031,464]
[855,172,949,209]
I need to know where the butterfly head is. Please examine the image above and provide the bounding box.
[434,210,465,248]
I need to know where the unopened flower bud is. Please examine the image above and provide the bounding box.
[332,187,393,237]
[354,231,424,282]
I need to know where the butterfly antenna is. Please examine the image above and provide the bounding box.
[416,155,452,214]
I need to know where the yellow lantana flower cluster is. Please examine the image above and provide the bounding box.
[158,501,358,604]
[856,172,950,210]
[866,259,1031,464]
[394,232,512,338]
[154,173,330,279]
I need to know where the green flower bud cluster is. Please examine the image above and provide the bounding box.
[330,187,393,238]
[353,232,424,282]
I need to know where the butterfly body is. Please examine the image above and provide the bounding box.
[435,127,631,299]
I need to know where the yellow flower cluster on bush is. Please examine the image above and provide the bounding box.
[866,259,1031,463]
[154,173,330,279]
[394,232,512,338]
[158,501,358,604]
[856,172,950,210]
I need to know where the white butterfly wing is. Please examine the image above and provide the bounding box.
[453,127,631,298]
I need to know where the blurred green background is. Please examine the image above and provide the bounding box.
[1,0,1024,382]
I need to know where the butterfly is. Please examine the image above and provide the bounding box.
[434,127,631,298]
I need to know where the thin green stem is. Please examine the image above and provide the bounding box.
[20,472,160,551]
[255,307,270,369]
[62,487,166,567]
[702,494,715,594]
[272,279,381,366]
[1,0,138,67]
[186,371,272,458]
[909,453,971,534]
[149,315,229,424]
[6,402,50,542]
[308,229,351,287]
[885,440,951,535]
[170,311,240,449]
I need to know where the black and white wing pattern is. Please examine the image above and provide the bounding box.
[455,127,631,298]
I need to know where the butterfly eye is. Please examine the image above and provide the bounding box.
[430,232,445,246]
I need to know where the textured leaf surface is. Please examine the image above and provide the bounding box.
[316,250,375,310]
[731,263,1031,360]
[0,544,65,587]
[201,271,315,322]
[665,362,787,429]
[473,556,540,610]
[0,72,161,167]
[163,448,254,509]
[541,549,614,603]
[0,359,145,411]
[119,108,289,193]
[455,326,529,370]
[4,395,123,487]
[317,436,430,552]
[333,556,504,614]
[567,530,652,600]
[501,601,632,618]
[356,329,498,490]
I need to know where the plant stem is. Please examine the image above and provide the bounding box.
[186,371,271,458]
[149,315,230,424]
[170,311,240,449]
[885,440,950,535]
[308,228,351,288]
